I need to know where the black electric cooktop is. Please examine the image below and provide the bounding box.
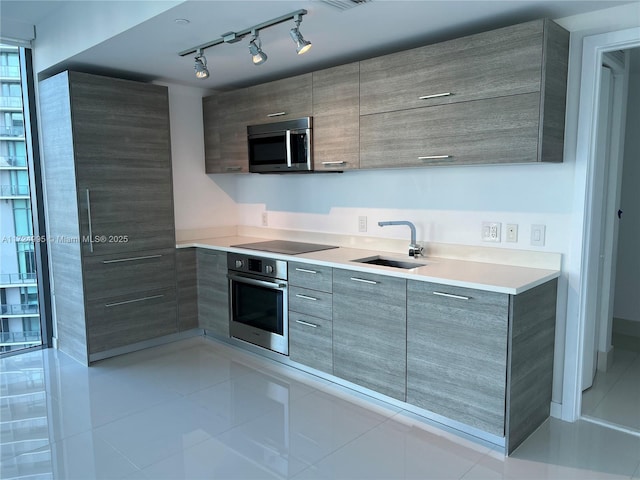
[232,240,338,255]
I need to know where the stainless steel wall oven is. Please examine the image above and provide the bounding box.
[227,253,289,355]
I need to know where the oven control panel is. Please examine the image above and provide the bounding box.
[228,253,287,280]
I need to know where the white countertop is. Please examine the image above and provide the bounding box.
[177,235,560,295]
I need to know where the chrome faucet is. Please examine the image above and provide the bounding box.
[378,220,424,257]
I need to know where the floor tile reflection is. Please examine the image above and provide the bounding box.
[2,336,640,480]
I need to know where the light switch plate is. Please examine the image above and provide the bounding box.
[531,224,546,246]
[358,216,367,232]
[506,224,518,243]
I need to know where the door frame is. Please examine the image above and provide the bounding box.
[562,27,640,422]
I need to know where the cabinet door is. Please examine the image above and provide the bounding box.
[359,20,544,116]
[69,72,175,254]
[333,269,406,400]
[247,74,312,124]
[312,64,360,171]
[360,93,540,168]
[197,249,229,336]
[176,248,198,331]
[289,312,332,374]
[82,248,176,301]
[86,287,177,354]
[407,281,509,436]
[203,89,251,173]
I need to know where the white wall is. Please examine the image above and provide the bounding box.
[164,83,238,232]
[614,71,640,322]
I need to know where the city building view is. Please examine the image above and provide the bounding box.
[0,44,41,353]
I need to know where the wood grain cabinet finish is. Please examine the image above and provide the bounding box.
[312,63,360,171]
[407,281,509,436]
[407,279,558,454]
[359,18,568,167]
[247,73,312,124]
[196,249,229,337]
[39,71,178,364]
[176,248,198,331]
[288,262,333,293]
[288,261,333,374]
[333,269,407,400]
[203,88,252,173]
[360,93,540,168]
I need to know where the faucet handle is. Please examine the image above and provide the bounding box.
[409,244,424,257]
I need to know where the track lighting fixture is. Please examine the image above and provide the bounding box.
[193,49,210,79]
[290,13,312,55]
[179,9,312,77]
[248,30,268,65]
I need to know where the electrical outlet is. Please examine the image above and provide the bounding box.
[531,224,546,246]
[482,222,501,242]
[261,212,268,227]
[506,224,518,243]
[358,216,367,232]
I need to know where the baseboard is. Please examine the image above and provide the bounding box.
[550,401,563,419]
[597,346,615,372]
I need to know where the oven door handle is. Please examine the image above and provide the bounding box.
[227,273,287,290]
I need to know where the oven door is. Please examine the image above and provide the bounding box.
[228,272,289,355]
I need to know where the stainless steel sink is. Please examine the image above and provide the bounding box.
[353,255,426,269]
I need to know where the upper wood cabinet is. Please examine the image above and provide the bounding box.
[202,18,568,172]
[312,63,360,171]
[359,19,568,167]
[360,19,559,114]
[247,73,312,124]
[203,88,252,173]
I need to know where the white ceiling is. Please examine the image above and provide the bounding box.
[0,0,636,91]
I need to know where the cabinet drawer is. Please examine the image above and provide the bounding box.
[288,262,332,292]
[289,286,332,320]
[360,93,540,169]
[359,20,543,116]
[83,249,176,301]
[86,287,177,354]
[289,312,332,374]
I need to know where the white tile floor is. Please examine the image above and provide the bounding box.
[1,336,639,480]
[582,348,640,432]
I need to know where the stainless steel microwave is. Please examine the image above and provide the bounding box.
[247,117,312,173]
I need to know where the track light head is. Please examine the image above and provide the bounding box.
[248,31,268,65]
[290,14,312,55]
[194,50,210,79]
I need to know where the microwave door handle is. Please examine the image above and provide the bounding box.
[286,129,292,168]
[305,128,311,168]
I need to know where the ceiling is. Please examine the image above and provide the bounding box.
[0,0,636,92]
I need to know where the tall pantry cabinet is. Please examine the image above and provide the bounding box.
[39,71,178,365]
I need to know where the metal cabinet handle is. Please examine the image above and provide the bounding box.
[225,166,243,172]
[295,319,318,328]
[350,277,378,285]
[105,294,164,308]
[418,92,452,100]
[295,293,318,301]
[418,155,452,160]
[295,267,317,274]
[85,188,94,253]
[267,112,286,117]
[102,254,162,265]
[432,291,471,300]
[322,161,346,166]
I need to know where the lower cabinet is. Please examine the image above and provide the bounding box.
[197,249,229,337]
[288,262,333,374]
[86,287,177,354]
[332,268,407,401]
[407,281,509,436]
[176,248,198,331]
